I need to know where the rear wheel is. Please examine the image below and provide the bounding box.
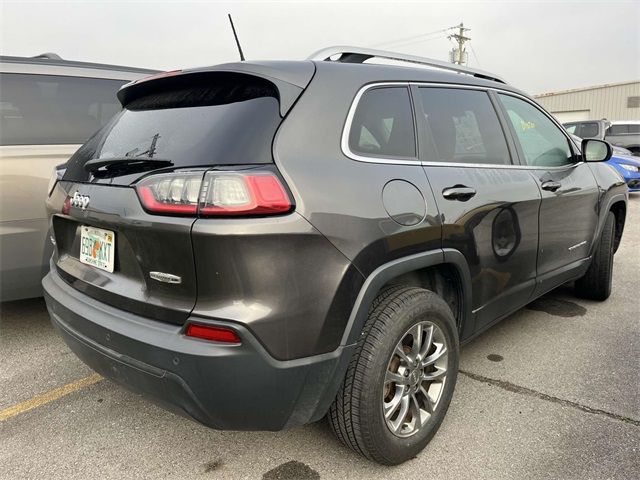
[328,286,459,465]
[575,211,615,300]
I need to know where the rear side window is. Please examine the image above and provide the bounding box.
[0,73,125,146]
[419,88,511,165]
[348,87,416,159]
[64,72,282,182]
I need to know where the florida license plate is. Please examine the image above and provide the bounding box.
[80,226,115,273]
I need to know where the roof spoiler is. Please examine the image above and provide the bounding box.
[307,45,505,84]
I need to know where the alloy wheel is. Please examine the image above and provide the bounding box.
[382,321,449,438]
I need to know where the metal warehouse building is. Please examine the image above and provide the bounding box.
[535,80,640,123]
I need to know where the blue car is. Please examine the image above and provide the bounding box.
[608,152,640,192]
[569,133,640,192]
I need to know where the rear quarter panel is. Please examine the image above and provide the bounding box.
[273,64,443,277]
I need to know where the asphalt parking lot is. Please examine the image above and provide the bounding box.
[1,196,638,480]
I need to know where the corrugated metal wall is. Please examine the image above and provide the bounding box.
[535,81,640,122]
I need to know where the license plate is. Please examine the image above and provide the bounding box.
[80,226,115,273]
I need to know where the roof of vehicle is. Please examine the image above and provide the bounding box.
[0,53,158,74]
[565,120,640,125]
[135,45,520,91]
[563,120,610,124]
[308,46,507,84]
[118,47,529,113]
[610,120,640,125]
[179,58,525,97]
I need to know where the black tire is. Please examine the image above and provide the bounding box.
[328,286,459,465]
[575,211,615,301]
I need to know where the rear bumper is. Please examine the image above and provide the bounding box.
[43,268,353,430]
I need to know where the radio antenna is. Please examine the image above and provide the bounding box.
[228,14,245,61]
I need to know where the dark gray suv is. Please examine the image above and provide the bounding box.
[43,47,627,465]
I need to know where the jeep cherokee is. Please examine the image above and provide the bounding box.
[43,46,628,465]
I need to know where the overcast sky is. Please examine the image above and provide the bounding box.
[1,0,638,94]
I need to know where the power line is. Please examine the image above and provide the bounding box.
[469,44,481,67]
[378,34,448,50]
[370,28,449,48]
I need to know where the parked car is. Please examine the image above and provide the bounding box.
[569,134,640,192]
[611,145,633,156]
[607,121,640,156]
[609,154,640,191]
[563,119,640,155]
[0,53,156,301]
[43,47,627,465]
[563,119,609,139]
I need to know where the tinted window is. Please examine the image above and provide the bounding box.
[578,122,599,138]
[499,94,573,167]
[64,73,282,183]
[609,124,640,135]
[419,88,511,165]
[608,125,626,135]
[0,73,125,145]
[348,87,416,158]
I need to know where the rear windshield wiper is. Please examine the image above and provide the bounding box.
[84,157,173,173]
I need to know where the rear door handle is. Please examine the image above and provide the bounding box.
[442,186,477,201]
[541,180,561,192]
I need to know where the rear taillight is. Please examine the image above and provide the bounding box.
[137,172,202,215]
[200,173,291,216]
[185,323,241,344]
[136,170,292,217]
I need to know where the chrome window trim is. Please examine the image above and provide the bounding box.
[341,82,422,166]
[342,81,585,170]
[422,161,582,171]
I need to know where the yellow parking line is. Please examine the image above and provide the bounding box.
[0,373,103,422]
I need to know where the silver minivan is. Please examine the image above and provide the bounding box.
[0,54,156,301]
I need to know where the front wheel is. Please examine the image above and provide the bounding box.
[328,286,459,465]
[575,211,615,301]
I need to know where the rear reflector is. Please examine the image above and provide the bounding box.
[185,323,241,344]
[136,169,292,217]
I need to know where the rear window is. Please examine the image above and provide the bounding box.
[0,73,125,146]
[64,73,281,182]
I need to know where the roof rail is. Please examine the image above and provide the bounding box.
[32,52,62,60]
[307,45,505,84]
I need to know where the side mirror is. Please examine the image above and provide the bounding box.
[582,139,612,162]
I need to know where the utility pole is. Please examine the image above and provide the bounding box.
[448,23,471,65]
